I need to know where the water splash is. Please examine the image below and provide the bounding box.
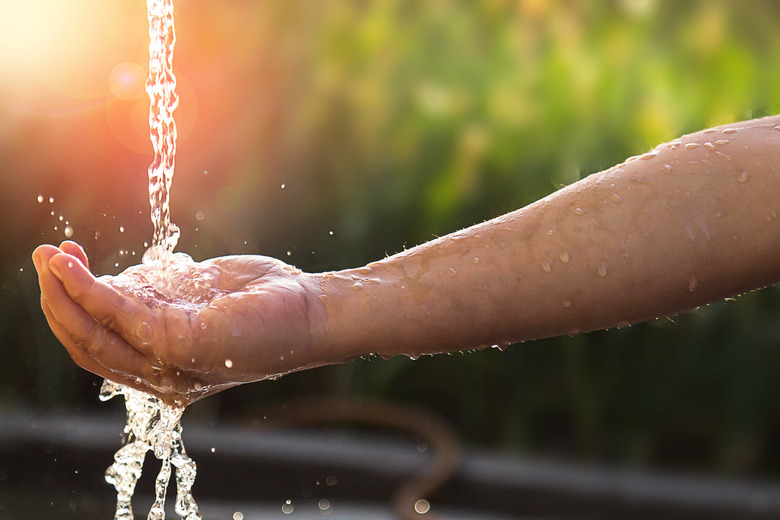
[102,1,200,519]
[101,381,200,520]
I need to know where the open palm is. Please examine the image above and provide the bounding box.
[33,241,325,406]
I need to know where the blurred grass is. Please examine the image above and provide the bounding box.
[3,0,780,477]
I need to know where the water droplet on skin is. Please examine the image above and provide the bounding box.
[640,151,658,160]
[685,143,700,149]
[195,211,205,221]
[559,251,570,263]
[737,171,749,183]
[770,207,778,220]
[445,267,457,277]
[714,139,729,145]
[573,207,586,216]
[703,142,715,150]
[722,128,737,134]
[193,382,203,391]
[233,512,244,520]
[135,322,153,343]
[281,499,294,514]
[541,262,552,273]
[64,226,73,238]
[53,226,58,231]
[224,359,233,368]
[351,281,364,291]
[714,151,732,161]
[119,226,125,232]
[774,126,780,131]
[49,197,54,203]
[280,183,286,189]
[546,229,554,236]
[58,215,64,221]
[328,230,334,236]
[472,257,480,264]
[50,211,55,216]
[598,263,608,277]
[610,193,623,202]
[688,277,698,292]
[703,128,716,134]
[561,299,572,308]
[286,251,292,256]
[37,195,43,203]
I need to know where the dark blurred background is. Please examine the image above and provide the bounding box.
[3,0,780,481]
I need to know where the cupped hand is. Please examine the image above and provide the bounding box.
[33,241,329,406]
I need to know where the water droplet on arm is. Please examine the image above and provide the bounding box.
[737,171,749,183]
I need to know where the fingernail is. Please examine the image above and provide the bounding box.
[49,261,63,280]
[32,253,42,273]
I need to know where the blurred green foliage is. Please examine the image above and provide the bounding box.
[4,0,780,477]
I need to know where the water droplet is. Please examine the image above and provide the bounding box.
[224,359,233,368]
[64,226,73,238]
[193,382,203,391]
[688,277,698,292]
[770,207,778,220]
[558,251,570,264]
[598,263,608,277]
[58,215,64,221]
[351,281,364,291]
[135,322,153,343]
[685,143,700,149]
[286,251,292,256]
[715,151,732,161]
[445,267,457,277]
[703,128,716,134]
[211,447,216,453]
[414,499,431,514]
[541,261,552,273]
[280,183,286,189]
[714,139,729,145]
[195,211,205,221]
[775,126,780,131]
[114,262,119,268]
[737,171,749,183]
[722,128,737,134]
[328,230,334,236]
[609,193,623,202]
[326,475,338,486]
[640,151,658,160]
[472,257,480,264]
[573,207,586,216]
[50,211,55,216]
[281,500,294,514]
[318,499,331,513]
[232,512,244,520]
[703,142,715,150]
[545,229,554,236]
[119,226,125,232]
[561,299,572,308]
[37,195,43,203]
[48,196,54,203]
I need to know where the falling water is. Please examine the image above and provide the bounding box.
[101,1,200,519]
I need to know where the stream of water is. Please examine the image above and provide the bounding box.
[100,1,200,519]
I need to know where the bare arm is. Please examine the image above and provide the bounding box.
[34,115,780,404]
[322,115,780,359]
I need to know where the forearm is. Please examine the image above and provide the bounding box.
[321,115,780,359]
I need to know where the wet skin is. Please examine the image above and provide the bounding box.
[34,114,780,406]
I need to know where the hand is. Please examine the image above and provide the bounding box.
[33,241,329,406]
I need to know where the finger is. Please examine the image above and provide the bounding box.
[48,253,160,354]
[41,295,153,386]
[59,241,89,270]
[32,244,62,278]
